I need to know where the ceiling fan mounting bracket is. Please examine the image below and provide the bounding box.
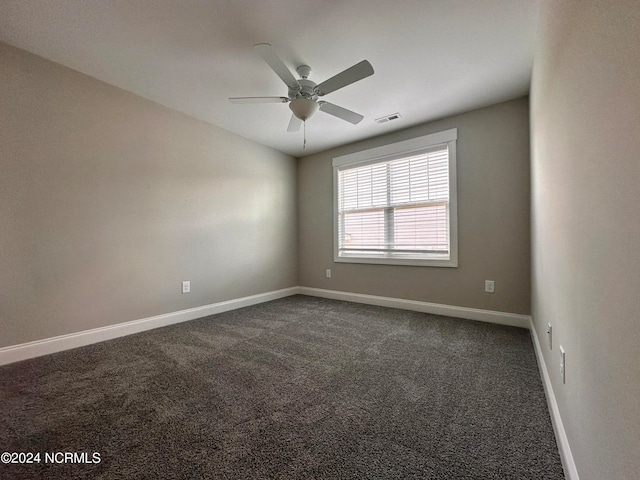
[296,65,311,79]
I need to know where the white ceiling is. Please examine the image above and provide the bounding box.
[0,0,540,157]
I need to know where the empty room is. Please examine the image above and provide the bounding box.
[1,1,638,479]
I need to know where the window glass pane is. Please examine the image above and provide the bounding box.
[427,150,449,201]
[339,163,388,211]
[338,146,450,256]
[393,205,448,251]
[389,158,410,204]
[334,129,457,266]
[341,210,385,250]
[388,148,449,205]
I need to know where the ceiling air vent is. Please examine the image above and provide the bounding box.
[375,113,402,125]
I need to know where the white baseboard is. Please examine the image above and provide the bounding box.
[529,318,580,480]
[298,287,531,329]
[0,287,531,366]
[0,287,299,366]
[1,285,576,477]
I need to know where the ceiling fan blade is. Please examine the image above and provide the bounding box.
[319,101,364,124]
[254,43,301,91]
[316,60,374,96]
[287,114,302,132]
[229,96,289,104]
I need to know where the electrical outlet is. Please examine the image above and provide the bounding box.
[484,280,495,293]
[182,281,190,294]
[326,269,332,278]
[559,345,566,384]
[547,323,553,349]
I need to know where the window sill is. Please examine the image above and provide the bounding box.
[334,254,458,268]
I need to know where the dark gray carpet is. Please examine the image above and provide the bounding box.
[0,295,564,479]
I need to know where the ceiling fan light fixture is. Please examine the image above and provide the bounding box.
[289,98,319,121]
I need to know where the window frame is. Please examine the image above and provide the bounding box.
[332,128,458,267]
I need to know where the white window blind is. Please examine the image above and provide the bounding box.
[333,129,457,267]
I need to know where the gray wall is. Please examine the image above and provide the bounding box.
[298,98,531,315]
[530,1,640,479]
[0,42,298,348]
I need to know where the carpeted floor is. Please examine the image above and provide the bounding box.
[0,295,564,479]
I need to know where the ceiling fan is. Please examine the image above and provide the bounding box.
[229,43,374,132]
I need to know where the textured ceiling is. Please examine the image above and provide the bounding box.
[0,0,540,157]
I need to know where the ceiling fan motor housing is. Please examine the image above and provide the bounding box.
[290,77,317,101]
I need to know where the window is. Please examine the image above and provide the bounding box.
[333,128,457,267]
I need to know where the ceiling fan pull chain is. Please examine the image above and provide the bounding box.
[303,120,307,150]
